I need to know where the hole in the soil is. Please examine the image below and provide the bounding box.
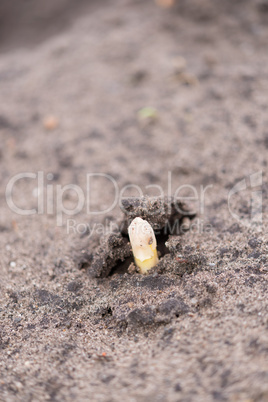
[79,262,89,270]
[110,256,134,276]
[77,252,93,270]
[157,232,170,256]
[109,232,170,276]
[101,307,112,318]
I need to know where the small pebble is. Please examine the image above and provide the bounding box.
[43,115,59,130]
[155,0,175,8]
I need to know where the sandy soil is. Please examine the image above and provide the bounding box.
[0,0,267,401]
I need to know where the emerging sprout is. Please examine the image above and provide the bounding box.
[128,217,159,274]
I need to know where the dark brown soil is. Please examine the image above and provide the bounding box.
[0,0,267,401]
